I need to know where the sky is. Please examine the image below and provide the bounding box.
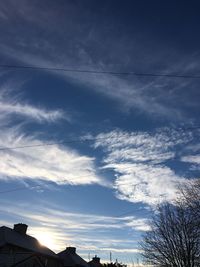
[0,0,200,265]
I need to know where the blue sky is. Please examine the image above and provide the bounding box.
[0,0,200,264]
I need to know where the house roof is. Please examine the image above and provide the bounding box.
[58,247,89,267]
[0,225,57,258]
[88,256,102,267]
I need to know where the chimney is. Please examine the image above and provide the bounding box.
[93,256,100,264]
[14,223,28,235]
[66,247,76,254]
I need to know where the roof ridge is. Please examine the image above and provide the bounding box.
[0,225,57,258]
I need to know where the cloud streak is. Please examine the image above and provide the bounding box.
[0,200,149,254]
[0,1,199,121]
[181,155,200,164]
[0,85,67,123]
[0,83,103,186]
[0,126,105,186]
[0,84,105,187]
[0,101,64,123]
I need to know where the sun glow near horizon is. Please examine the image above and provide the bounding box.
[38,232,56,249]
[29,228,64,252]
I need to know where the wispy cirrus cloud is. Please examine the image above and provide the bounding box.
[0,101,65,123]
[0,85,67,123]
[0,126,105,186]
[181,155,200,164]
[181,155,200,171]
[0,200,149,254]
[0,82,105,186]
[94,129,199,206]
[0,43,193,121]
[0,1,199,121]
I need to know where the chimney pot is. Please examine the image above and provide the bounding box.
[14,223,28,235]
[66,247,76,254]
[93,256,100,263]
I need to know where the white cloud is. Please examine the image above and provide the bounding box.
[0,86,67,123]
[0,82,108,187]
[0,126,105,186]
[94,129,195,206]
[0,82,104,187]
[100,248,142,253]
[124,217,151,232]
[114,163,185,205]
[185,143,200,153]
[181,155,200,164]
[0,102,64,123]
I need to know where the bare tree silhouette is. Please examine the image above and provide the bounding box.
[141,179,200,267]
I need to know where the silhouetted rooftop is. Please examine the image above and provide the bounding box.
[0,225,57,258]
[88,255,102,267]
[58,247,89,267]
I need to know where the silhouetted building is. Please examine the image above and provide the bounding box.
[88,255,102,267]
[58,247,88,267]
[0,223,62,267]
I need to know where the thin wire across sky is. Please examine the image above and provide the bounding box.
[1,64,200,79]
[0,126,199,151]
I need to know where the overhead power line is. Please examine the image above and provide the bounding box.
[0,126,199,151]
[1,64,200,79]
[0,135,121,151]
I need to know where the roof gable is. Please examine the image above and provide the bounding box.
[58,248,88,267]
[0,226,57,258]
